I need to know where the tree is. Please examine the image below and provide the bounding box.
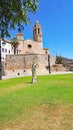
[55,56,62,64]
[11,37,19,55]
[0,0,38,38]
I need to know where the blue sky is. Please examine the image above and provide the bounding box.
[8,0,73,59]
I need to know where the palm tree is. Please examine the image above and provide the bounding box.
[11,37,19,55]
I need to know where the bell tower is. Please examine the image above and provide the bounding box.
[33,21,42,42]
[17,27,24,40]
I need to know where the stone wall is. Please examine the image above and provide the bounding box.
[51,64,66,72]
[50,55,56,66]
[5,54,49,75]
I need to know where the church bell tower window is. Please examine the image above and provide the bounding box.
[38,28,40,34]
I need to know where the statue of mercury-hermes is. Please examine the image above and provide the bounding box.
[32,62,38,83]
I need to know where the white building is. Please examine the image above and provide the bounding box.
[0,38,14,61]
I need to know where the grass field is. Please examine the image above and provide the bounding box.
[0,74,73,130]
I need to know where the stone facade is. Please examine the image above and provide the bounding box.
[5,54,49,76]
[17,21,49,55]
[2,21,50,76]
[51,64,66,72]
[50,55,56,66]
[2,21,67,76]
[17,39,48,55]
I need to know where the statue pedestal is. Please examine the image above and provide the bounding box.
[32,77,38,83]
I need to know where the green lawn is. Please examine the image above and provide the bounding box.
[0,74,73,130]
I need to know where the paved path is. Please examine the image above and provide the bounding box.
[2,71,73,80]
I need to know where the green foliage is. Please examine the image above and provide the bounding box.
[11,37,19,54]
[0,0,38,37]
[55,56,62,64]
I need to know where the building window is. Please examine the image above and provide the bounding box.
[2,48,4,52]
[2,42,6,46]
[5,49,7,53]
[34,29,36,34]
[28,44,32,48]
[9,50,10,53]
[12,47,13,49]
[38,28,40,34]
[46,51,47,54]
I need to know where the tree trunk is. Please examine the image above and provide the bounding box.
[14,46,16,55]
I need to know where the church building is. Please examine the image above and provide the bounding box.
[3,21,51,76]
[1,21,66,77]
[17,21,49,55]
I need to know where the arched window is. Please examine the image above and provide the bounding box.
[33,29,36,34]
[38,28,40,34]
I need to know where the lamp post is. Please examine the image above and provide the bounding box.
[48,55,51,74]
